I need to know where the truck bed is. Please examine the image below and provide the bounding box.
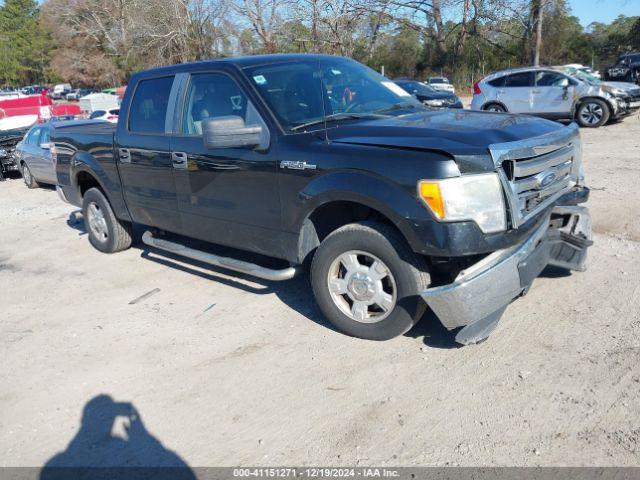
[52,120,120,210]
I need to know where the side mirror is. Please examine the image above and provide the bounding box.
[40,142,50,149]
[202,116,263,150]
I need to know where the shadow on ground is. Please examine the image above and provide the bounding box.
[40,394,195,479]
[67,213,458,349]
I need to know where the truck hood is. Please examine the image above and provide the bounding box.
[327,109,567,157]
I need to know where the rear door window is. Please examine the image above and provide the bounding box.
[535,71,568,87]
[488,76,506,87]
[182,73,254,135]
[39,127,50,145]
[26,127,42,145]
[504,72,533,87]
[128,76,174,134]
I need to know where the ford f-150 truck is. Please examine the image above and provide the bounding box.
[52,54,592,345]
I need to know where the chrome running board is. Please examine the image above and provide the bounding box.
[142,231,299,282]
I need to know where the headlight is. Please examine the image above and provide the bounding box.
[608,87,626,96]
[424,99,445,107]
[418,173,507,233]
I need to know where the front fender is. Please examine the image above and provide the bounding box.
[295,170,436,255]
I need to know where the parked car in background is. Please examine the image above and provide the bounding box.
[14,123,56,188]
[50,83,73,100]
[0,126,29,181]
[19,85,46,95]
[564,64,600,79]
[605,53,640,85]
[88,108,119,122]
[66,88,97,101]
[394,79,463,108]
[426,77,455,94]
[471,66,632,128]
[561,66,640,114]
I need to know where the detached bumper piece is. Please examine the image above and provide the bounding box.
[421,204,592,345]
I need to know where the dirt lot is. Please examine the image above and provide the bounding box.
[1,114,640,468]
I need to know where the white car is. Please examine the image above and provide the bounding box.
[89,108,119,123]
[564,64,601,79]
[426,77,455,94]
[470,66,632,128]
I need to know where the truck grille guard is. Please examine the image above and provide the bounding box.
[489,123,582,228]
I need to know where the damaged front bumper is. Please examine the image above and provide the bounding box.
[421,202,592,345]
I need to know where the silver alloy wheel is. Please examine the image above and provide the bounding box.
[86,202,109,242]
[327,250,397,323]
[486,105,505,112]
[23,165,32,185]
[580,103,604,125]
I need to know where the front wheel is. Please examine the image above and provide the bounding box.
[82,187,132,253]
[576,99,610,128]
[311,222,430,340]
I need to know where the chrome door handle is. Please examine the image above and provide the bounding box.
[118,148,130,163]
[172,151,188,169]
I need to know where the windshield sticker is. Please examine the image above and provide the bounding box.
[382,81,411,97]
[253,75,267,85]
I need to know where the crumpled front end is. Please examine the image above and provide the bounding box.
[422,203,591,345]
[421,124,592,345]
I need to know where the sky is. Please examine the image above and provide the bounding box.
[568,0,640,26]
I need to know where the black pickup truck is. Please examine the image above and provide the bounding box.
[605,53,640,85]
[52,54,592,345]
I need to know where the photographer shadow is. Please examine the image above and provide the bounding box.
[40,394,195,480]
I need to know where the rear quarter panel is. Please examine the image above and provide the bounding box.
[52,121,130,220]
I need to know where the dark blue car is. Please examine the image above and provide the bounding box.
[394,79,463,108]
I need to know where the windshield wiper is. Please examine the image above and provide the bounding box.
[290,112,384,132]
[373,102,422,114]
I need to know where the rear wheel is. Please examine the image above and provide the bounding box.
[311,222,430,340]
[22,163,40,189]
[576,99,610,128]
[82,187,132,253]
[483,103,507,113]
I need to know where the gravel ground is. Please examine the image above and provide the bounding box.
[1,114,639,468]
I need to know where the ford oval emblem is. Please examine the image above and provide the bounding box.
[540,173,556,188]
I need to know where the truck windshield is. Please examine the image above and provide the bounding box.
[243,57,423,132]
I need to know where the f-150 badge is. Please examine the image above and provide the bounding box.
[280,161,317,170]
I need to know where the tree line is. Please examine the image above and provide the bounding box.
[1,0,638,88]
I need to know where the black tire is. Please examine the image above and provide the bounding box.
[310,221,430,341]
[482,103,507,113]
[576,99,610,128]
[82,187,132,253]
[22,163,40,189]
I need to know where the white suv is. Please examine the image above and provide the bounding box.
[426,77,455,94]
[470,67,629,128]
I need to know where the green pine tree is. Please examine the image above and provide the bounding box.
[0,0,51,86]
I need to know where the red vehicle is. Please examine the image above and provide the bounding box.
[0,93,81,131]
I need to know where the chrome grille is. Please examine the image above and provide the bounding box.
[489,124,581,228]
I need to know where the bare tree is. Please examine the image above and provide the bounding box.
[234,0,289,53]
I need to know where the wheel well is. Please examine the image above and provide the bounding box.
[482,101,507,112]
[76,171,102,197]
[298,201,404,264]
